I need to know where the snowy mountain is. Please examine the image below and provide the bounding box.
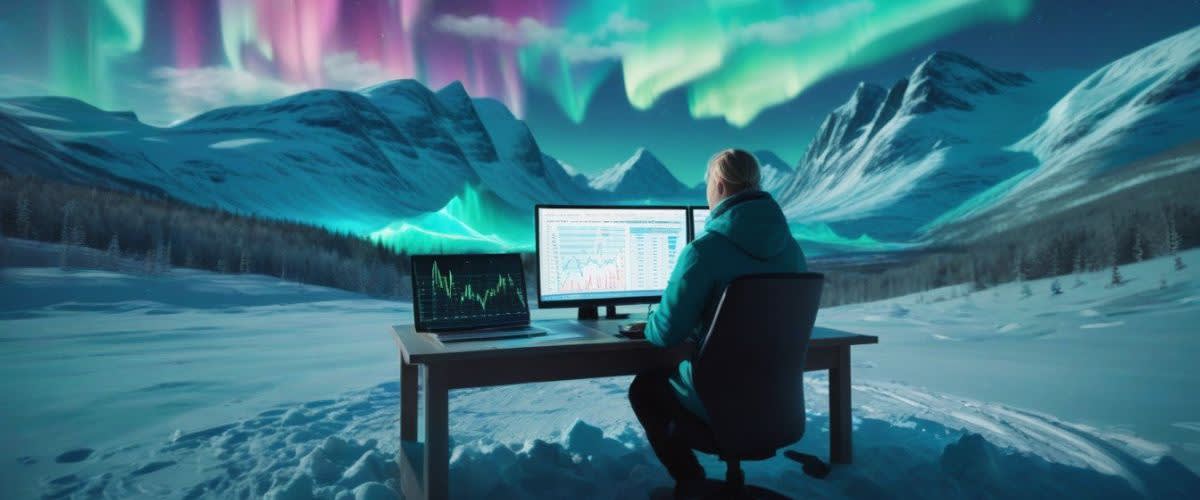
[932,25,1200,238]
[752,150,793,194]
[0,81,598,240]
[587,147,688,198]
[775,27,1200,246]
[470,97,596,203]
[775,51,1076,241]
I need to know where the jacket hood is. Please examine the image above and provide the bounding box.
[705,190,793,261]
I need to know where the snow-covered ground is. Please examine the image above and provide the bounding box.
[2,247,1199,498]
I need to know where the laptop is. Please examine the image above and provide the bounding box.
[410,253,547,342]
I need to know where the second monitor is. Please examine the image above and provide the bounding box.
[536,205,689,319]
[690,206,710,240]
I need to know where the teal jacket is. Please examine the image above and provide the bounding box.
[644,190,807,420]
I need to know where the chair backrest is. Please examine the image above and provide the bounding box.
[692,272,824,457]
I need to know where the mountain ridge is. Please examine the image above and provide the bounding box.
[588,147,688,197]
[776,50,1072,241]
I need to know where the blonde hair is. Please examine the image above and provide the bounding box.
[707,149,761,193]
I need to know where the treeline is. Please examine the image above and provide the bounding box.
[815,200,1197,307]
[0,174,410,298]
[2,172,1195,310]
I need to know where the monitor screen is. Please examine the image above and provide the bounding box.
[537,206,689,306]
[690,207,711,241]
[410,253,529,331]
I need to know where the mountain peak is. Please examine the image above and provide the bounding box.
[802,82,887,165]
[753,150,792,173]
[435,81,471,108]
[905,52,1031,114]
[588,148,685,196]
[629,146,654,162]
[359,78,428,97]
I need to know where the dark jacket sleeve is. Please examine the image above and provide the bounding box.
[645,243,711,348]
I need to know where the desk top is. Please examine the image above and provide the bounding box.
[393,316,877,364]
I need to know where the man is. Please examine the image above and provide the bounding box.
[628,148,807,492]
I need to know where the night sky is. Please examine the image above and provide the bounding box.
[0,1,1197,183]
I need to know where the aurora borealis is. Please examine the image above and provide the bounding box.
[1,0,1197,180]
[8,0,1036,125]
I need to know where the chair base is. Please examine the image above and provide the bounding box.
[648,451,829,499]
[649,480,791,500]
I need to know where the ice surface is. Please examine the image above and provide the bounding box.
[2,243,1198,498]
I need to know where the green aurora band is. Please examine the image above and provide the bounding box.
[49,0,146,109]
[601,0,1033,126]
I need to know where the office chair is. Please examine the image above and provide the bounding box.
[667,273,830,499]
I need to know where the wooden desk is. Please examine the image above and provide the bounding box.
[391,318,877,499]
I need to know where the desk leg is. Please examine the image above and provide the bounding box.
[829,345,852,464]
[422,364,449,500]
[401,361,418,442]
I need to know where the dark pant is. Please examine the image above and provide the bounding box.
[629,369,705,482]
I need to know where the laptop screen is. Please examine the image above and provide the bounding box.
[410,253,530,332]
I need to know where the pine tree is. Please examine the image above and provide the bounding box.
[106,234,120,270]
[144,248,157,275]
[1015,248,1031,297]
[15,192,31,239]
[1108,219,1124,287]
[160,241,172,273]
[1164,207,1186,271]
[1169,219,1186,271]
[239,248,250,274]
[1072,249,1085,288]
[1014,248,1026,283]
[1132,231,1144,262]
[217,257,229,274]
[1110,244,1124,286]
[1050,278,1062,295]
[71,223,85,248]
[0,205,5,270]
[59,201,77,270]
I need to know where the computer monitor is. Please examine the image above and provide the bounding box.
[410,253,530,332]
[536,205,689,318]
[689,206,711,241]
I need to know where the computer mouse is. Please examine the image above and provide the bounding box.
[619,321,647,338]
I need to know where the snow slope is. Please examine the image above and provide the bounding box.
[931,25,1200,237]
[2,240,1198,498]
[774,53,1078,241]
[1015,25,1200,183]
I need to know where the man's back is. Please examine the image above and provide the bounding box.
[644,189,806,419]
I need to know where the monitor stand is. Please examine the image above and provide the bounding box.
[577,305,629,320]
